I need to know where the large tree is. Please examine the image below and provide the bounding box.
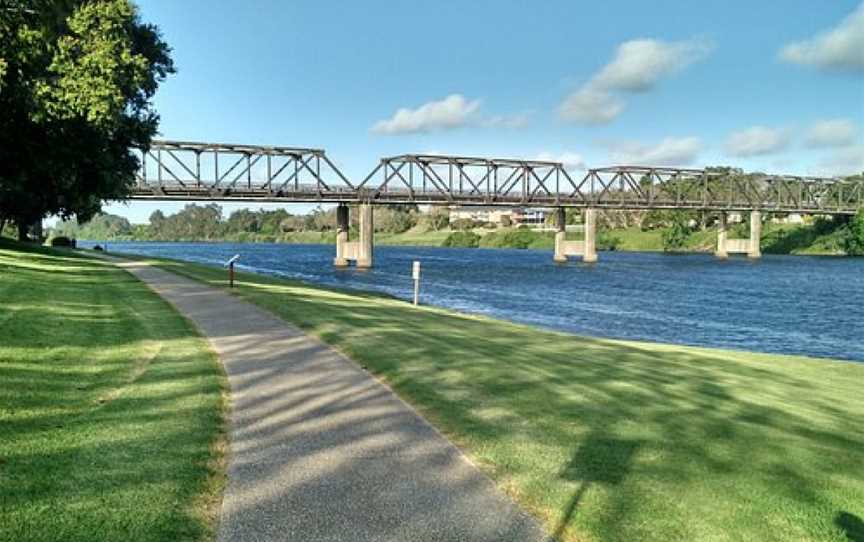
[0,0,173,240]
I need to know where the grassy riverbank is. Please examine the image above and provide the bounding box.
[132,254,864,542]
[0,242,227,542]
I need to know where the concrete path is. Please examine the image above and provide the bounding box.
[113,259,549,542]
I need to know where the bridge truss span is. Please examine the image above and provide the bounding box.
[359,153,584,206]
[132,140,863,214]
[133,140,356,201]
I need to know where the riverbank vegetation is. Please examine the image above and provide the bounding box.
[0,242,226,541]
[55,204,864,256]
[134,254,864,542]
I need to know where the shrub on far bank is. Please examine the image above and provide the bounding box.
[479,229,555,249]
[49,236,76,248]
[597,231,622,251]
[661,215,691,252]
[442,231,480,248]
[842,210,864,256]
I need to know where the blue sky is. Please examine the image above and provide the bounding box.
[104,0,864,223]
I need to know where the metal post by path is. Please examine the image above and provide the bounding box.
[412,260,421,306]
[226,254,240,288]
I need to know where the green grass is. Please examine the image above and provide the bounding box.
[762,223,847,255]
[0,242,227,542]
[376,227,453,246]
[133,254,864,542]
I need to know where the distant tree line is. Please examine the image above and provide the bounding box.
[54,203,450,241]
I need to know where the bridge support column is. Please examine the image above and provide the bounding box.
[583,208,598,263]
[333,203,349,267]
[357,203,374,269]
[748,211,762,259]
[715,213,729,259]
[553,208,567,263]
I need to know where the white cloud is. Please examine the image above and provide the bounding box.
[559,37,713,124]
[813,144,864,176]
[592,38,714,92]
[559,88,625,124]
[371,94,481,134]
[806,118,859,147]
[724,126,790,157]
[604,136,702,165]
[533,151,586,170]
[482,112,531,129]
[779,3,864,72]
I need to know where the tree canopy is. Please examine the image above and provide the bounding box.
[0,0,173,239]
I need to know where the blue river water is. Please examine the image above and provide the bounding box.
[82,241,864,362]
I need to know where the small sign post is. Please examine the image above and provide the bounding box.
[226,254,240,288]
[412,260,421,306]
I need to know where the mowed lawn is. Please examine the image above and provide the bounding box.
[0,244,226,542]
[144,256,864,542]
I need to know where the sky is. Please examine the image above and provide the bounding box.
[102,0,864,223]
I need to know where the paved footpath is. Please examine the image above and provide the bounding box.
[113,259,549,542]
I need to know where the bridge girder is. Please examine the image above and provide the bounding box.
[131,140,863,214]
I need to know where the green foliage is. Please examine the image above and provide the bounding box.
[0,1,174,232]
[642,209,701,231]
[422,207,450,231]
[842,210,864,256]
[441,231,480,248]
[450,218,479,231]
[375,206,417,234]
[596,231,622,251]
[661,213,692,251]
[54,213,133,240]
[48,235,75,247]
[480,229,553,249]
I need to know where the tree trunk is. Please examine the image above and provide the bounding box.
[18,223,28,242]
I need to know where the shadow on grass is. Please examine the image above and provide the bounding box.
[0,245,225,542]
[553,433,641,539]
[837,512,864,542]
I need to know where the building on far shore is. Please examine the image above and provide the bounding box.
[448,206,549,226]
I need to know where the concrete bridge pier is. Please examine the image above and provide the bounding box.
[333,203,350,267]
[715,210,762,259]
[553,208,568,263]
[333,203,374,268]
[715,213,729,259]
[357,203,374,269]
[551,207,598,263]
[748,210,762,259]
[583,208,598,263]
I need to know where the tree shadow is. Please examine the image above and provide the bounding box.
[836,512,864,542]
[553,433,641,539]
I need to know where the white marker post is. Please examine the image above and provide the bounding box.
[412,260,421,306]
[226,254,240,288]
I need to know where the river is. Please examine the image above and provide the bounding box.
[82,241,864,362]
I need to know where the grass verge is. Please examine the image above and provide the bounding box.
[0,242,228,542]
[130,253,864,542]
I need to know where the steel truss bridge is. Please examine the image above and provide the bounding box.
[133,140,863,214]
